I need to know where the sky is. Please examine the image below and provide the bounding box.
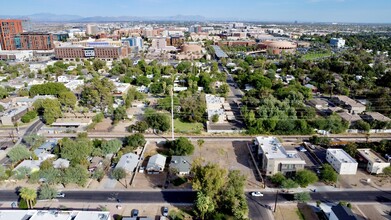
[0,0,390,23]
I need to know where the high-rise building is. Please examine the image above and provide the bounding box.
[330,38,345,48]
[16,32,54,50]
[86,24,99,35]
[0,19,23,50]
[189,25,202,33]
[122,37,143,49]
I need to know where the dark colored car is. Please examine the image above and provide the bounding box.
[132,209,139,217]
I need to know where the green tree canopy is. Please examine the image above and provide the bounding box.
[166,137,195,156]
[7,144,31,164]
[320,164,338,183]
[295,170,319,187]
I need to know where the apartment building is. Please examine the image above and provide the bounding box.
[326,149,358,175]
[0,19,23,50]
[255,136,306,176]
[17,32,54,50]
[357,149,390,174]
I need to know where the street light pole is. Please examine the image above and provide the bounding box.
[171,86,174,141]
[274,190,279,213]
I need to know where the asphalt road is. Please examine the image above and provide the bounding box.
[1,190,390,220]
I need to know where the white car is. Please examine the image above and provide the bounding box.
[56,192,65,198]
[251,191,263,197]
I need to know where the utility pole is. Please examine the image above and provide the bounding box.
[171,86,174,141]
[274,190,279,213]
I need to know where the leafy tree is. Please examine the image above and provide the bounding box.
[39,167,61,185]
[145,110,171,132]
[111,167,127,188]
[14,167,31,180]
[92,112,104,123]
[195,191,215,220]
[354,120,371,132]
[92,59,106,71]
[21,111,37,123]
[128,121,149,133]
[113,106,128,122]
[29,82,68,97]
[309,135,331,146]
[124,133,146,148]
[294,192,311,203]
[34,98,62,125]
[192,162,227,198]
[281,178,299,191]
[295,170,319,187]
[39,159,54,171]
[221,170,248,219]
[382,166,391,177]
[80,77,115,111]
[23,134,46,150]
[343,143,358,157]
[0,165,8,180]
[101,139,122,155]
[19,187,37,209]
[271,173,286,186]
[0,86,8,99]
[60,137,93,165]
[211,114,219,123]
[92,167,105,182]
[7,144,31,164]
[38,184,58,200]
[63,165,89,187]
[320,164,338,183]
[58,91,77,109]
[180,94,206,123]
[166,137,195,156]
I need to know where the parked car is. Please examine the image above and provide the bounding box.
[298,147,307,152]
[56,192,65,198]
[251,191,263,197]
[132,209,139,217]
[162,207,169,216]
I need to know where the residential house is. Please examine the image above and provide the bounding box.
[329,204,361,220]
[170,156,192,175]
[146,154,166,173]
[331,96,366,114]
[13,160,42,174]
[116,153,139,174]
[361,112,391,123]
[52,158,70,169]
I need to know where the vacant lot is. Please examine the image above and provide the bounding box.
[274,204,302,220]
[192,140,260,189]
[174,119,204,134]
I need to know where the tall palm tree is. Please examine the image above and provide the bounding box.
[19,187,37,209]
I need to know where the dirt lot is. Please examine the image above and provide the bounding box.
[130,140,261,190]
[274,204,302,220]
[338,168,391,189]
[192,140,260,189]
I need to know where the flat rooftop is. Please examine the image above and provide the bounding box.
[357,149,389,164]
[255,136,302,160]
[0,210,111,220]
[327,149,357,164]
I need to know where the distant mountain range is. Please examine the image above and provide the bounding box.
[0,13,209,22]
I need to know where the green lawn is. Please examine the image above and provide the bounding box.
[302,51,332,60]
[174,119,204,134]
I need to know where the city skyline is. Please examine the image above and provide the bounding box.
[0,0,390,23]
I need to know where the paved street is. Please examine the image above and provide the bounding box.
[1,189,390,220]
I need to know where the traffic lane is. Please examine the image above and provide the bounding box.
[59,191,197,204]
[0,190,19,201]
[247,195,273,220]
[311,191,391,203]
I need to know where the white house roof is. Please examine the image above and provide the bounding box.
[116,153,139,173]
[146,154,167,171]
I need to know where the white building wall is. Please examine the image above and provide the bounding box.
[368,162,390,174]
[339,162,358,175]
